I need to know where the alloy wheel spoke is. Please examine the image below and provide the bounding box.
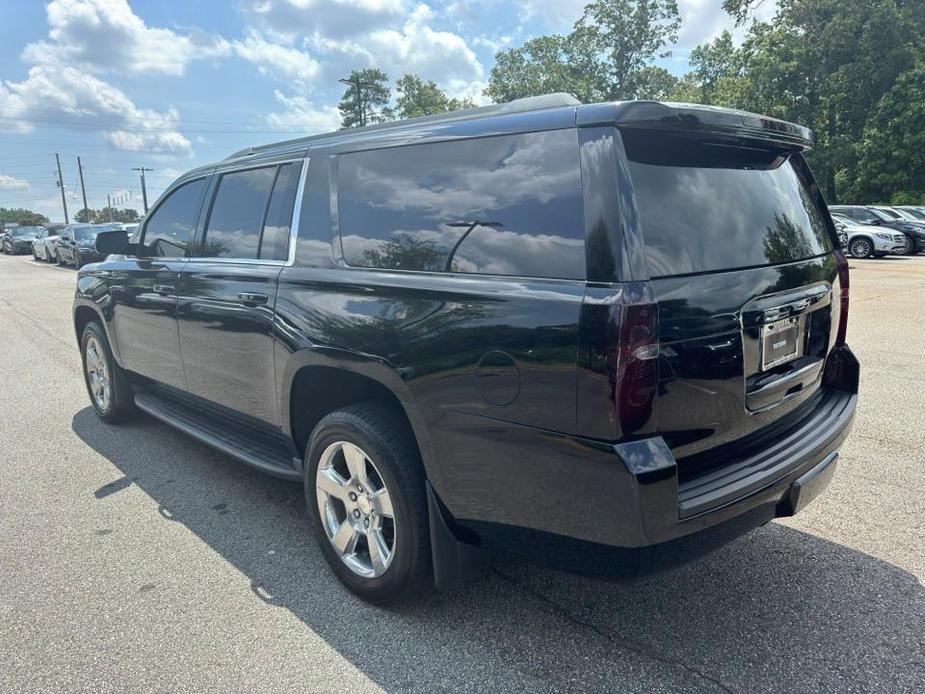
[342,442,369,487]
[317,467,349,500]
[331,520,359,556]
[368,528,390,575]
[370,489,394,518]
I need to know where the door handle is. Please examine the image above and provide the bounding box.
[152,284,175,296]
[238,292,269,306]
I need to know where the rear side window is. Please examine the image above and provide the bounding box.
[623,131,832,278]
[203,167,277,259]
[140,178,208,257]
[337,130,584,278]
[260,163,301,261]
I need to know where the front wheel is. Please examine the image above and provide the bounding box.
[849,238,872,259]
[305,403,430,605]
[80,321,135,423]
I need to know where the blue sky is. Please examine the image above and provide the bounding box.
[0,1,766,222]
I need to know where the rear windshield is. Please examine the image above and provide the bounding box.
[623,132,832,278]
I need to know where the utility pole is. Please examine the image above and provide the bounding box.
[132,166,153,213]
[77,156,89,221]
[339,76,378,127]
[106,194,113,222]
[55,153,68,224]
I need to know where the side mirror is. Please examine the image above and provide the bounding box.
[95,229,130,256]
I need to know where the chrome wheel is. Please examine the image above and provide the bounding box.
[85,335,111,412]
[315,441,396,578]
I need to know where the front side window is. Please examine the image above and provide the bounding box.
[338,130,585,279]
[201,163,300,260]
[140,178,208,257]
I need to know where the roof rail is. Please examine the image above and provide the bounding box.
[224,93,581,161]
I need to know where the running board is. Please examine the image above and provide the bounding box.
[134,390,302,481]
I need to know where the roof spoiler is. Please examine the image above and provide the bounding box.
[578,100,814,151]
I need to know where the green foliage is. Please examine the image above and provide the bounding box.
[75,207,140,223]
[486,0,680,102]
[0,208,49,225]
[854,63,925,204]
[339,68,393,128]
[395,74,475,118]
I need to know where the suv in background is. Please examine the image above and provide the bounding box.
[830,213,906,258]
[74,97,859,604]
[829,205,918,254]
[869,206,925,253]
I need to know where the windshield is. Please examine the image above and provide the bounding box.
[875,208,901,219]
[12,227,43,237]
[623,132,832,278]
[75,226,120,240]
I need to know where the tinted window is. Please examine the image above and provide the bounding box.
[338,130,584,278]
[295,158,334,266]
[260,163,300,261]
[625,133,832,277]
[141,178,207,257]
[203,167,276,259]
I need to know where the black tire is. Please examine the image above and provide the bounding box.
[304,403,430,605]
[849,237,872,259]
[56,251,64,266]
[80,321,135,423]
[74,251,82,269]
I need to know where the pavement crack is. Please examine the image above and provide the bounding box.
[490,565,737,694]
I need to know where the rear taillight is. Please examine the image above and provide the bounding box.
[617,301,658,435]
[834,249,849,345]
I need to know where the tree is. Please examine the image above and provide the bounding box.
[395,74,475,118]
[486,1,680,103]
[854,63,925,204]
[486,34,603,103]
[339,68,393,128]
[0,208,49,225]
[75,208,97,223]
[576,0,681,100]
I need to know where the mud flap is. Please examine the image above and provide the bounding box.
[427,481,487,590]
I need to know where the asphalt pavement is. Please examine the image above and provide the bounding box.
[1,252,923,693]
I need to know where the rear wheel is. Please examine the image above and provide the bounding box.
[849,237,872,259]
[80,321,135,423]
[305,403,430,604]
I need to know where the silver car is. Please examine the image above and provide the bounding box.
[830,213,907,258]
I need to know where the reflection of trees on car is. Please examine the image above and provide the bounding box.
[361,233,445,272]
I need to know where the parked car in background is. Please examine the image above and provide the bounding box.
[30,228,53,260]
[869,206,925,254]
[828,206,916,254]
[896,206,925,221]
[830,213,906,258]
[57,223,125,268]
[34,229,59,262]
[2,226,46,254]
[73,97,858,604]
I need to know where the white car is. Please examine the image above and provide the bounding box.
[829,213,907,258]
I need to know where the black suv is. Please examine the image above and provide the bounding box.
[74,97,858,604]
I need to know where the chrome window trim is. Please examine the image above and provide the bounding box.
[285,157,310,267]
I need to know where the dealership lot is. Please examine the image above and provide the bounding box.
[1,253,922,693]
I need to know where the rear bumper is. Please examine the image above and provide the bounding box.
[603,346,858,547]
[427,347,859,551]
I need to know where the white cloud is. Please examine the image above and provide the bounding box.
[22,0,230,76]
[266,90,343,132]
[313,4,483,85]
[249,0,406,40]
[233,31,321,82]
[0,174,30,191]
[0,63,193,155]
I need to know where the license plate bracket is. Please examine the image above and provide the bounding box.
[761,316,802,370]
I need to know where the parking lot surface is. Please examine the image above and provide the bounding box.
[1,253,923,693]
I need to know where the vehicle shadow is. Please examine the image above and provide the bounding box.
[71,407,925,693]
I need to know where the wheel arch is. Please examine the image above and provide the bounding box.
[283,357,438,485]
[73,302,123,366]
[848,235,874,256]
